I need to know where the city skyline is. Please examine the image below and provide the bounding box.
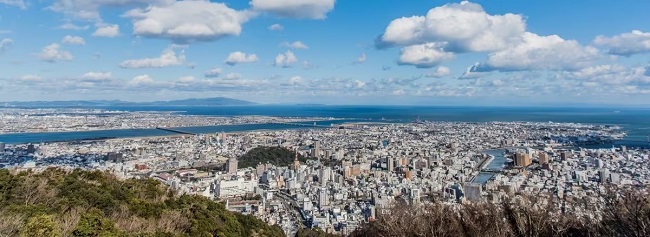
[1,0,650,105]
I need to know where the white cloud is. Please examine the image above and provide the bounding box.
[57,23,89,31]
[62,35,85,45]
[92,24,119,37]
[225,51,258,65]
[0,38,13,54]
[426,66,451,78]
[355,53,366,63]
[204,68,222,78]
[0,0,26,9]
[391,89,406,96]
[251,0,335,19]
[268,23,284,31]
[120,46,185,68]
[81,71,111,81]
[38,43,73,62]
[129,74,155,86]
[274,50,298,67]
[281,41,309,49]
[178,76,195,83]
[48,0,172,21]
[379,1,525,52]
[561,64,650,85]
[125,0,249,43]
[224,72,242,80]
[473,33,599,72]
[20,74,42,81]
[288,76,303,86]
[594,30,650,56]
[398,43,454,68]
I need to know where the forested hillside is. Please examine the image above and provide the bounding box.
[0,168,284,237]
[239,146,311,169]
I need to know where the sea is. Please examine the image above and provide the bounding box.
[1,105,649,147]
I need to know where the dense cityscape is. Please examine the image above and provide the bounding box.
[1,109,645,236]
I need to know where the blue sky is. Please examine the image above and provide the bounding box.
[0,0,649,106]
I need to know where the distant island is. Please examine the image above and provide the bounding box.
[0,97,257,108]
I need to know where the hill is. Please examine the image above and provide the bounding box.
[0,168,283,237]
[1,97,257,108]
[239,146,312,169]
[133,97,257,106]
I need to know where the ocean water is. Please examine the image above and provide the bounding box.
[1,106,649,145]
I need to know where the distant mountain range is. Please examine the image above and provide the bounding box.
[0,97,257,108]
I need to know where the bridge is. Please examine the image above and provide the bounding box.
[268,122,335,129]
[155,127,197,135]
[480,168,501,173]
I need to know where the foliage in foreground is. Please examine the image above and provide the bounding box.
[0,168,284,237]
[350,189,650,237]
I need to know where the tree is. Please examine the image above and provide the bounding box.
[20,214,61,237]
[72,209,119,237]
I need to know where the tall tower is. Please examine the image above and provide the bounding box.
[227,156,238,174]
[387,156,394,172]
[292,148,301,170]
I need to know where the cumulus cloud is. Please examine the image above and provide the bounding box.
[398,43,454,68]
[125,0,250,43]
[38,43,73,62]
[281,41,309,49]
[251,0,335,19]
[92,24,119,37]
[0,0,26,9]
[0,38,13,54]
[378,1,525,52]
[120,46,185,68]
[426,66,451,78]
[62,35,85,45]
[274,50,298,67]
[472,33,599,72]
[594,30,650,56]
[57,23,89,31]
[225,51,258,65]
[81,71,111,81]
[268,23,284,31]
[204,68,222,78]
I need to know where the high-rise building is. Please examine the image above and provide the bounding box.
[515,153,531,167]
[313,140,321,157]
[410,188,421,205]
[538,152,550,164]
[464,183,482,202]
[26,144,36,154]
[319,166,331,185]
[598,169,610,183]
[318,187,329,208]
[107,152,124,163]
[227,157,238,174]
[0,142,5,152]
[387,157,394,172]
[292,149,301,170]
[560,152,571,160]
